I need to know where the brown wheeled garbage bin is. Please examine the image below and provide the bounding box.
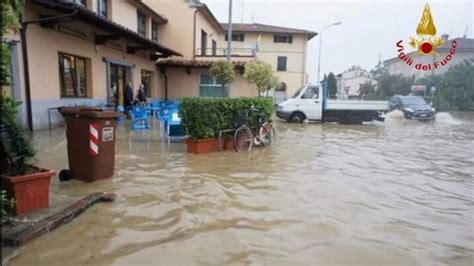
[58,107,122,182]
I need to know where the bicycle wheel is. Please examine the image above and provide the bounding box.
[259,122,276,146]
[234,126,253,152]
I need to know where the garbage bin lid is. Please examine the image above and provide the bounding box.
[59,106,123,118]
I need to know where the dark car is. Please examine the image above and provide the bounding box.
[389,95,436,120]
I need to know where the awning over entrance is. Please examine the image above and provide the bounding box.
[31,0,182,59]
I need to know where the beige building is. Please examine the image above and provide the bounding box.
[4,0,316,130]
[220,23,317,98]
[336,68,377,99]
[6,0,181,130]
[384,37,474,80]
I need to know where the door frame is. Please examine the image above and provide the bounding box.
[104,57,134,105]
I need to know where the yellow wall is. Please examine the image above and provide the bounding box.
[227,32,308,96]
[111,0,138,33]
[195,12,224,57]
[144,0,195,59]
[26,24,158,100]
[144,0,224,60]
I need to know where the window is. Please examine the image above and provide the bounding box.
[97,0,107,18]
[225,33,245,42]
[58,53,88,98]
[141,70,152,97]
[75,0,86,7]
[151,20,158,42]
[274,34,293,43]
[137,11,146,37]
[199,74,229,97]
[201,30,207,55]
[302,87,319,99]
[212,39,217,56]
[277,56,287,71]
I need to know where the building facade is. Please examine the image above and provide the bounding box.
[384,37,474,80]
[220,23,317,98]
[336,68,377,99]
[4,0,316,130]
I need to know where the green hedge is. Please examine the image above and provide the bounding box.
[179,97,273,140]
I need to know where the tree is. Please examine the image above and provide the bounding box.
[370,59,388,78]
[209,60,235,89]
[1,0,23,88]
[347,65,363,72]
[327,72,337,98]
[359,81,377,100]
[374,74,414,100]
[416,59,474,111]
[244,60,280,96]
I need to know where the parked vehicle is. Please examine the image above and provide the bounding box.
[276,85,388,124]
[388,95,436,120]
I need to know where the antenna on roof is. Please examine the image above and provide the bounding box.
[464,25,468,38]
[251,12,255,23]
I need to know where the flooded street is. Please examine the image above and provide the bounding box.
[11,112,474,265]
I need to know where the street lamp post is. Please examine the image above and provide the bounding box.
[227,0,233,61]
[317,21,341,83]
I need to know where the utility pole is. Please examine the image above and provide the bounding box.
[227,0,233,61]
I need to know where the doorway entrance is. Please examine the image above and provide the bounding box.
[109,63,131,107]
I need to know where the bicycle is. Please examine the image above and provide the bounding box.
[233,107,276,152]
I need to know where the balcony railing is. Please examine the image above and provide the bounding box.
[196,48,255,58]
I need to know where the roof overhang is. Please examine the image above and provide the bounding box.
[196,4,224,34]
[31,0,181,58]
[128,0,167,24]
[157,59,247,69]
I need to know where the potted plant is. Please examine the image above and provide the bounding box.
[0,92,56,215]
[180,97,273,154]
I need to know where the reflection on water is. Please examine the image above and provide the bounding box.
[12,112,474,265]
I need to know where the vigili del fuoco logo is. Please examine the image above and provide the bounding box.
[396,3,457,71]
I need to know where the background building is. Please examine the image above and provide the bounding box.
[221,23,317,98]
[4,0,317,130]
[384,37,474,80]
[336,68,377,99]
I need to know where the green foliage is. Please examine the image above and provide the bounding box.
[1,0,24,88]
[244,60,280,96]
[416,59,474,111]
[359,81,377,100]
[1,190,15,217]
[346,65,363,72]
[179,97,273,140]
[327,72,337,98]
[376,74,414,99]
[209,60,235,87]
[1,92,35,175]
[321,74,327,84]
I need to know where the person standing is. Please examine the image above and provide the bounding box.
[137,84,147,105]
[124,82,134,114]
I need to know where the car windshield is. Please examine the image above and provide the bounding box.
[401,97,427,105]
[292,87,305,98]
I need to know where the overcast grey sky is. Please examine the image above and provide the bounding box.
[202,0,473,83]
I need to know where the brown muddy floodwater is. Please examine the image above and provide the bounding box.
[10,112,474,265]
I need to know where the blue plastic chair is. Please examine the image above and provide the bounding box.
[129,106,150,130]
